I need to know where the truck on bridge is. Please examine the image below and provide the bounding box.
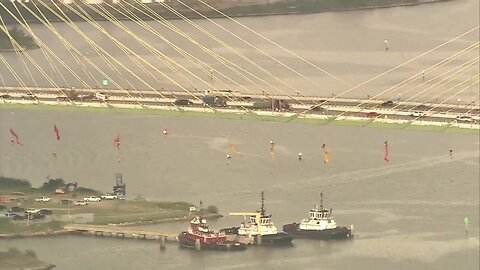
[252,99,290,111]
[202,96,227,107]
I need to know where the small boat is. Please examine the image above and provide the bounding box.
[220,191,293,246]
[178,216,246,251]
[282,193,353,240]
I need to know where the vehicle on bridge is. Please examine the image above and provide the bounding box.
[203,96,227,107]
[410,112,425,117]
[365,112,379,118]
[381,100,395,107]
[252,99,290,111]
[174,99,193,106]
[456,115,474,122]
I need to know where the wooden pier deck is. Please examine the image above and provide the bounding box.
[64,224,179,242]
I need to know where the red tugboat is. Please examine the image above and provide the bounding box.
[178,216,246,251]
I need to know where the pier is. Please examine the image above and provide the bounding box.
[64,224,178,242]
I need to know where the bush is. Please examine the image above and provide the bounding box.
[38,177,66,191]
[0,177,31,190]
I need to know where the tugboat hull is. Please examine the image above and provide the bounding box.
[219,228,293,246]
[261,232,293,246]
[178,232,246,251]
[282,223,352,240]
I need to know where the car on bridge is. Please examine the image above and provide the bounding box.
[456,115,474,122]
[381,100,395,107]
[174,99,193,106]
[410,112,425,117]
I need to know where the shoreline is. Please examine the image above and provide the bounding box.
[0,213,222,240]
[0,0,453,26]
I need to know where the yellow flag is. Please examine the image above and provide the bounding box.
[322,144,330,164]
[228,143,240,154]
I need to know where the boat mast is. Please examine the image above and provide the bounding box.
[260,191,266,216]
[319,192,324,211]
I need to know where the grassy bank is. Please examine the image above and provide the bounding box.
[0,177,220,234]
[1,103,478,134]
[224,0,439,15]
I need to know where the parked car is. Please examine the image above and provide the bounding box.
[60,199,73,205]
[84,196,101,202]
[74,200,88,206]
[410,111,425,117]
[12,213,26,221]
[456,115,474,122]
[25,208,40,214]
[35,196,51,202]
[9,206,25,213]
[28,213,46,220]
[5,212,17,218]
[174,99,193,106]
[101,194,118,200]
[39,209,53,215]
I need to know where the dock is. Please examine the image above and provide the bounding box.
[64,224,179,242]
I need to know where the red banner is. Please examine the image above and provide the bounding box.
[54,124,60,140]
[9,128,23,146]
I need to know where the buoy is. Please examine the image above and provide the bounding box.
[160,235,166,250]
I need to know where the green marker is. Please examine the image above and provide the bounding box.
[464,217,469,235]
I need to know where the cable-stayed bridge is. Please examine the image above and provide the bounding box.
[0,0,478,129]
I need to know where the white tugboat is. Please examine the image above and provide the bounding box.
[282,193,353,240]
[220,191,293,246]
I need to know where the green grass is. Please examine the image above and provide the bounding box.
[0,218,64,234]
[223,0,428,15]
[92,209,187,225]
[1,103,477,134]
